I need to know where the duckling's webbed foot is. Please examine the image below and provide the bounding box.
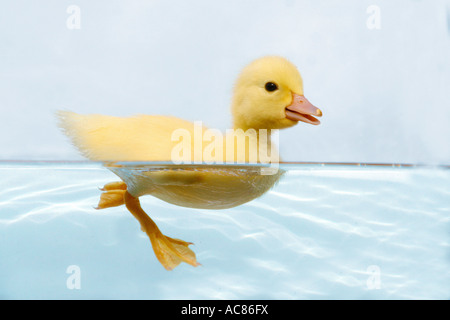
[124,191,200,271]
[95,181,127,209]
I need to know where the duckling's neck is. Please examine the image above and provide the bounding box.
[232,121,274,141]
[230,122,277,163]
[232,117,248,132]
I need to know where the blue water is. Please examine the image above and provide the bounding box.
[0,162,449,299]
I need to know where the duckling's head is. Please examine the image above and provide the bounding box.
[231,56,322,130]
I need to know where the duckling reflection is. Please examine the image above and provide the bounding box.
[57,56,323,270]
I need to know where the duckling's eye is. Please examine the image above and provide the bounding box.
[265,82,278,92]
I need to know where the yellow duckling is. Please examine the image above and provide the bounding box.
[57,56,322,270]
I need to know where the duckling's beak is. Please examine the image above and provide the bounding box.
[285,93,322,125]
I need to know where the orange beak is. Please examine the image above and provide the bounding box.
[285,93,322,125]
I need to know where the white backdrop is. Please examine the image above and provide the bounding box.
[1,0,449,164]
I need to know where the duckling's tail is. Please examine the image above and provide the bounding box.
[55,110,96,160]
[55,110,131,161]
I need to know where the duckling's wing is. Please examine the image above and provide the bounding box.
[56,111,197,161]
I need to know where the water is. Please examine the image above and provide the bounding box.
[0,161,449,299]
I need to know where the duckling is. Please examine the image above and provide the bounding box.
[57,56,322,270]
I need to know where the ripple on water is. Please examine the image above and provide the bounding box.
[0,162,449,299]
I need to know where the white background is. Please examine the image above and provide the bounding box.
[1,0,449,164]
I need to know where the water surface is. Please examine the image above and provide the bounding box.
[0,162,448,299]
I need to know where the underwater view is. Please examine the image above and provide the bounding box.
[0,0,449,303]
[1,161,448,299]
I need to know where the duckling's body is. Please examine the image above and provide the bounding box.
[57,56,323,270]
[109,165,283,209]
[58,111,282,210]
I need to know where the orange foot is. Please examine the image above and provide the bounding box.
[124,191,200,270]
[95,181,127,209]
